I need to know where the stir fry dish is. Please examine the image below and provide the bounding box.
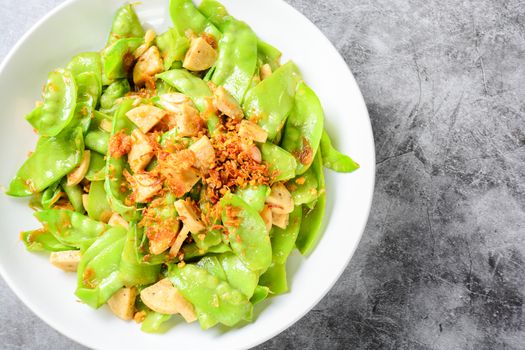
[6,0,359,332]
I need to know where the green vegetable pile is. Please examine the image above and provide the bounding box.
[6,0,359,332]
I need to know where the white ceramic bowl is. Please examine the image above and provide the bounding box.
[0,0,375,349]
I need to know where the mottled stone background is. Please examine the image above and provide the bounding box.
[1,0,524,349]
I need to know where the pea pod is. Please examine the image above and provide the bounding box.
[7,127,84,197]
[141,312,172,333]
[157,69,212,112]
[156,28,190,71]
[243,61,301,141]
[85,130,109,155]
[257,40,282,71]
[270,205,302,265]
[289,153,322,206]
[105,99,135,220]
[71,72,101,133]
[21,229,75,252]
[75,226,127,308]
[67,52,102,84]
[182,242,231,261]
[169,264,253,327]
[85,152,106,181]
[250,285,270,305]
[100,79,130,114]
[281,81,324,174]
[295,151,326,255]
[211,20,258,103]
[259,262,288,295]
[235,185,269,212]
[169,0,221,39]
[107,4,145,45]
[260,143,297,182]
[28,69,77,137]
[102,37,143,84]
[41,180,62,209]
[320,130,360,173]
[220,193,271,272]
[34,209,108,249]
[86,181,112,221]
[217,253,258,298]
[61,178,85,213]
[196,255,227,280]
[119,223,161,286]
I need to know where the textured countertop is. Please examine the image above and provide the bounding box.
[2,0,524,349]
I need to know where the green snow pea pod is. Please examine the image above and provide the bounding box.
[320,129,360,173]
[217,252,258,298]
[250,285,270,305]
[21,229,75,252]
[119,223,161,286]
[182,242,231,260]
[295,153,326,255]
[25,105,42,128]
[61,179,85,213]
[220,193,272,272]
[156,28,190,71]
[281,81,324,174]
[86,181,112,221]
[169,264,253,327]
[34,209,109,249]
[28,69,77,137]
[196,255,227,280]
[67,52,102,83]
[235,184,269,212]
[259,262,288,295]
[170,0,221,39]
[102,37,143,84]
[211,20,258,103]
[7,127,84,197]
[105,99,135,220]
[155,79,176,95]
[260,143,297,182]
[85,152,106,181]
[107,4,145,45]
[85,130,109,155]
[271,205,302,265]
[141,312,172,333]
[243,61,301,141]
[157,69,212,112]
[71,72,101,133]
[41,180,62,209]
[100,79,130,113]
[76,226,127,308]
[257,40,282,71]
[289,153,322,206]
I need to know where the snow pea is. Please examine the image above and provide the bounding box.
[295,152,326,255]
[85,111,110,155]
[141,312,172,333]
[119,223,161,286]
[105,99,135,220]
[250,285,270,305]
[107,4,145,45]
[71,72,101,133]
[220,193,272,272]
[75,226,127,308]
[102,37,144,84]
[169,264,253,327]
[7,127,84,197]
[156,28,190,71]
[25,105,42,128]
[157,69,212,112]
[243,61,301,141]
[41,180,62,209]
[85,151,106,181]
[259,262,288,295]
[257,41,282,71]
[28,69,77,137]
[236,185,269,212]
[182,242,231,261]
[86,181,112,221]
[34,209,108,249]
[196,255,227,280]
[281,81,324,174]
[211,20,258,103]
[169,0,221,39]
[61,179,85,213]
[270,205,302,265]
[21,229,75,252]
[100,79,130,113]
[320,130,360,173]
[67,52,102,82]
[289,153,321,206]
[217,252,258,298]
[260,143,297,182]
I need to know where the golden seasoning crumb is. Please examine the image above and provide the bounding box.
[109,130,132,159]
[134,311,147,323]
[198,233,206,241]
[295,177,306,185]
[178,261,186,268]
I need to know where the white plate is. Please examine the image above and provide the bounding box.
[0,0,375,349]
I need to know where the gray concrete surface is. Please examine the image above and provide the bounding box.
[1,0,525,349]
